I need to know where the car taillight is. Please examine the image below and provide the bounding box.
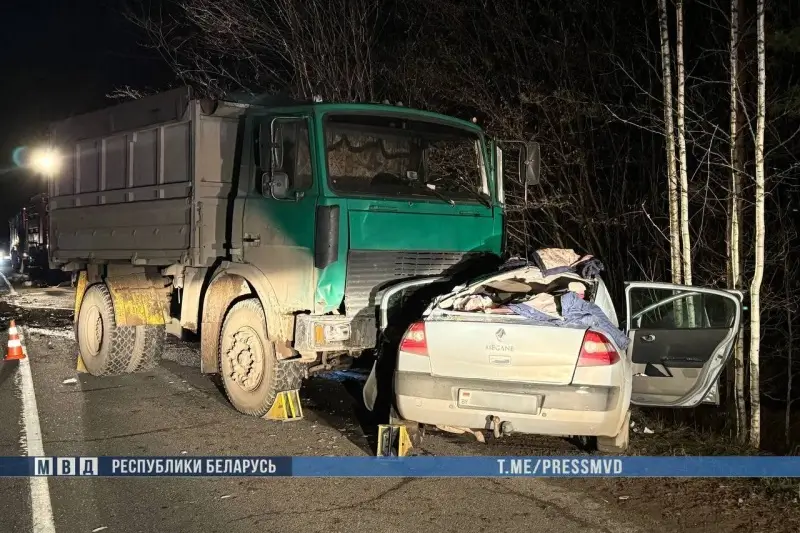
[577,330,619,366]
[399,322,428,356]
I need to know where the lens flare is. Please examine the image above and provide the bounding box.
[11,146,28,168]
[29,147,61,176]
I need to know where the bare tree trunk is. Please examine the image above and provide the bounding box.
[658,0,682,285]
[675,0,695,330]
[675,0,691,282]
[749,0,766,449]
[786,255,794,448]
[729,0,748,444]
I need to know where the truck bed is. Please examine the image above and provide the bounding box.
[48,88,244,268]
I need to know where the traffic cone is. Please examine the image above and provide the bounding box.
[5,320,24,361]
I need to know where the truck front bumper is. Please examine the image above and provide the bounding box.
[293,314,377,352]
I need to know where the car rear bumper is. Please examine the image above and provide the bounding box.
[394,371,627,437]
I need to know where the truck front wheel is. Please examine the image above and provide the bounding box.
[218,298,303,417]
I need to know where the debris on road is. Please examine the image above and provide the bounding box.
[26,327,74,339]
[91,527,108,532]
[62,377,78,385]
[220,494,234,500]
[317,369,369,382]
[436,425,486,443]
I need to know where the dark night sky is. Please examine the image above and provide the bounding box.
[0,0,172,241]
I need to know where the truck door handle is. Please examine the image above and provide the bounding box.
[640,334,656,343]
[243,234,261,246]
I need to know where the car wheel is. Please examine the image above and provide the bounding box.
[218,298,303,417]
[570,435,598,452]
[597,410,631,454]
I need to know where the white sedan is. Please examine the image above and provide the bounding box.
[365,265,742,453]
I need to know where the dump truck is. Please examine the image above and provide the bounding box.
[46,87,538,417]
[9,193,51,274]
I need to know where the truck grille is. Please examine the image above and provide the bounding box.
[344,250,473,317]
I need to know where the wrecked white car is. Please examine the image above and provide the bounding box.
[364,253,742,453]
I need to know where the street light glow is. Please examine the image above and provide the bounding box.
[29,147,61,176]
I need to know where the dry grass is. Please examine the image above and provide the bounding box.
[627,408,800,501]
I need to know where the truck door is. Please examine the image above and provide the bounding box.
[624,282,743,408]
[242,115,318,310]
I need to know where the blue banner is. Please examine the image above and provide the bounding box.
[2,456,800,478]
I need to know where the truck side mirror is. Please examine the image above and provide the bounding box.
[520,142,541,186]
[258,121,284,171]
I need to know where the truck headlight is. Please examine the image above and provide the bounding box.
[314,322,351,344]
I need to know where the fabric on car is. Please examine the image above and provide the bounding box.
[507,291,630,350]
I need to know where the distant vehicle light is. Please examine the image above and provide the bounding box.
[29,147,62,177]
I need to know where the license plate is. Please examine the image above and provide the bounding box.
[457,389,541,415]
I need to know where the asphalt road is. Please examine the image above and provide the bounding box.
[0,264,788,533]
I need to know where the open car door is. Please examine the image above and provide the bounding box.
[625,282,743,407]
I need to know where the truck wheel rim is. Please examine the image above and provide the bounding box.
[83,305,103,356]
[225,327,264,392]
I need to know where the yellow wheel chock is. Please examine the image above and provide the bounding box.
[377,424,414,457]
[76,354,87,373]
[264,390,304,421]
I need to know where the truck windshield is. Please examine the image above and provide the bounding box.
[324,114,488,203]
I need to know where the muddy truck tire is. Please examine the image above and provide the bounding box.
[75,283,164,376]
[218,298,303,417]
[126,324,166,372]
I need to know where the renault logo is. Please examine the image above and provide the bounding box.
[495,328,506,342]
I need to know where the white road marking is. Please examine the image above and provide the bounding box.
[17,331,57,533]
[0,270,17,296]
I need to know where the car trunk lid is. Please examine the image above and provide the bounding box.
[422,317,587,385]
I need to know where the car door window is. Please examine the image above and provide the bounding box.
[631,289,736,330]
[625,283,741,408]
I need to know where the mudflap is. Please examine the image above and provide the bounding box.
[74,272,88,373]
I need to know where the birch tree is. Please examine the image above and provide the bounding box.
[673,0,697,333]
[658,0,682,284]
[749,0,767,449]
[675,0,692,290]
[728,0,748,443]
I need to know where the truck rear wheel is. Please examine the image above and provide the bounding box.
[128,325,166,372]
[218,298,303,417]
[76,283,164,376]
